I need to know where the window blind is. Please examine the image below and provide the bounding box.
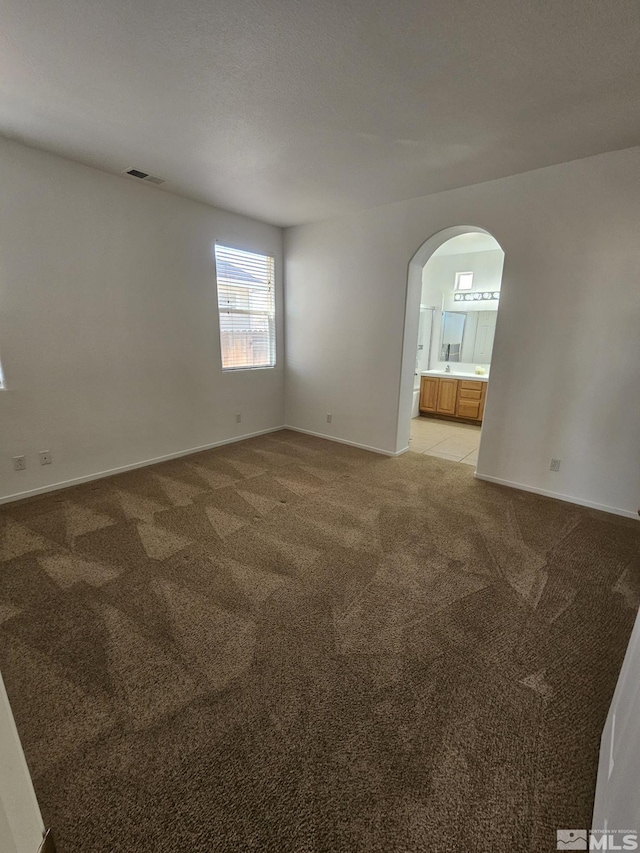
[214,245,276,371]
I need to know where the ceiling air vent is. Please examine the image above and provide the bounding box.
[122,168,166,185]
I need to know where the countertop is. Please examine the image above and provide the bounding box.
[420,370,489,383]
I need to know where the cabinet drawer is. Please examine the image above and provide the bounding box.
[458,387,482,401]
[456,399,482,420]
[459,380,484,392]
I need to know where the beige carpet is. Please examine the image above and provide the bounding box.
[0,429,638,852]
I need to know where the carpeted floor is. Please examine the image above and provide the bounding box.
[0,429,639,852]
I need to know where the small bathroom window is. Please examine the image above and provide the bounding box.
[455,271,474,291]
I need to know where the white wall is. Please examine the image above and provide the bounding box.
[0,139,284,501]
[0,671,44,853]
[424,248,504,312]
[284,146,640,517]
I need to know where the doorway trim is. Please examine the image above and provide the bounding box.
[395,225,503,454]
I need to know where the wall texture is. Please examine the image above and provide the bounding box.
[0,139,284,501]
[284,147,640,517]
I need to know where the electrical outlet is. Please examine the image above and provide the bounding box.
[549,458,561,472]
[235,413,242,424]
[39,450,52,465]
[12,455,26,471]
[326,413,332,424]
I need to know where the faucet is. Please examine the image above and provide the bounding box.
[445,364,451,373]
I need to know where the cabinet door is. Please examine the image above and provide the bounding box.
[420,376,439,412]
[457,398,482,420]
[436,378,458,415]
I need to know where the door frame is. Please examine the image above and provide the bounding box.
[592,604,640,833]
[395,225,504,454]
[0,671,46,853]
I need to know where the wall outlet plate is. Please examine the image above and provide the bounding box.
[39,450,52,465]
[12,455,26,471]
[235,413,242,424]
[549,458,561,472]
[326,413,333,424]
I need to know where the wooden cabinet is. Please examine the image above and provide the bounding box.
[419,376,439,412]
[419,376,487,423]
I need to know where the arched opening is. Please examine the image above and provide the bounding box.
[396,226,505,464]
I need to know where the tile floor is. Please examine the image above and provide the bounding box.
[409,415,481,465]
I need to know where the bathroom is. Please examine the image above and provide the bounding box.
[410,231,504,463]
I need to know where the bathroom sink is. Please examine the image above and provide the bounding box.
[421,369,489,382]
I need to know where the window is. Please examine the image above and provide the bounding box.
[455,271,474,291]
[214,245,276,370]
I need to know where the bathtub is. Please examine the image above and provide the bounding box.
[412,386,420,418]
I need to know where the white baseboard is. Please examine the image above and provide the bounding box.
[0,426,285,506]
[283,426,403,457]
[473,471,637,519]
[9,428,630,520]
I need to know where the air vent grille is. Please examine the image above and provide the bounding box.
[122,168,166,185]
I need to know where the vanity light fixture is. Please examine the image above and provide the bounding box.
[453,291,500,302]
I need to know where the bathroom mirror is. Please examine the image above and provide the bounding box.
[440,312,466,362]
[440,310,497,364]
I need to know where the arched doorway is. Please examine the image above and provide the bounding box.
[396,226,505,463]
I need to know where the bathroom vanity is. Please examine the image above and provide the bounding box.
[419,371,488,424]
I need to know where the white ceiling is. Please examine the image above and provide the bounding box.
[431,233,502,256]
[1,0,639,227]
